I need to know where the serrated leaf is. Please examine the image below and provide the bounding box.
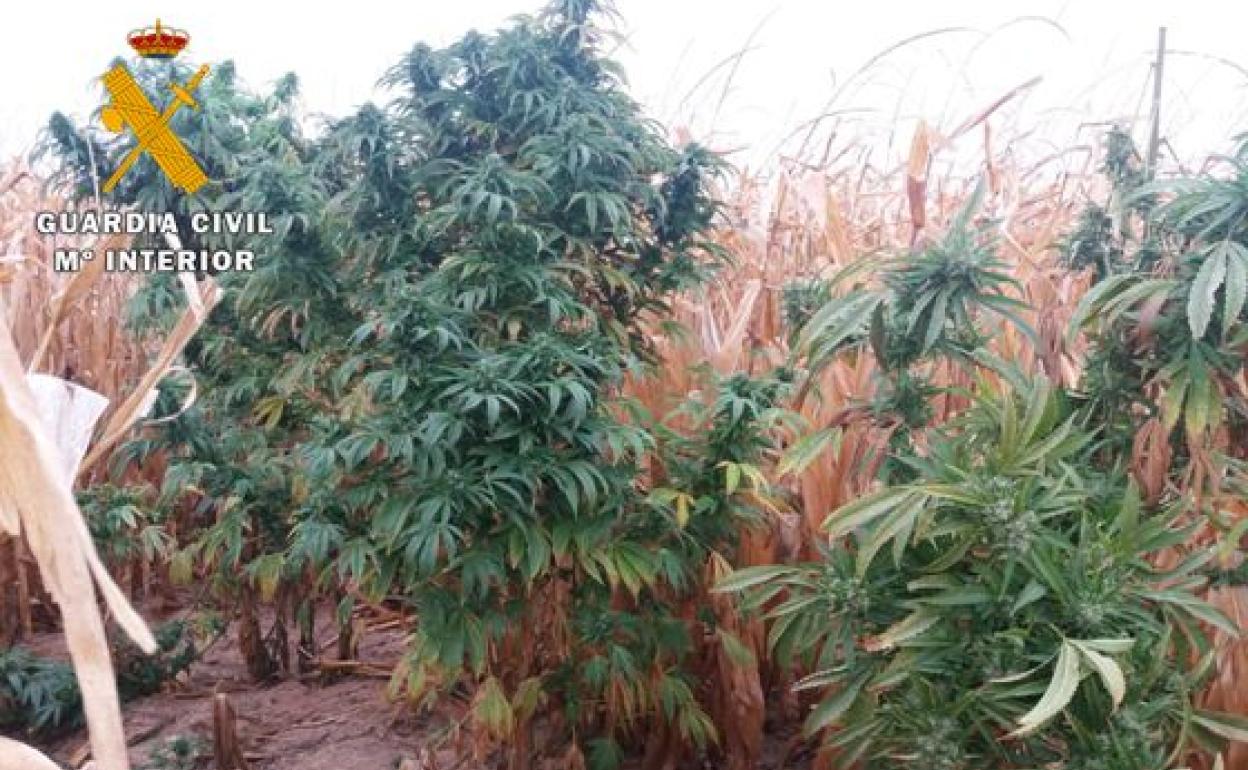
[1066,273,1138,338]
[923,584,992,606]
[1011,580,1047,614]
[1072,638,1135,654]
[1011,641,1083,736]
[1188,246,1228,339]
[988,661,1047,685]
[1071,641,1126,710]
[713,564,800,593]
[511,676,544,721]
[825,488,921,540]
[1162,371,1190,433]
[1222,243,1248,335]
[472,676,515,739]
[865,609,940,651]
[169,547,195,585]
[855,491,925,576]
[1141,589,1241,638]
[869,302,888,363]
[1185,362,1216,438]
[721,461,742,495]
[717,629,757,667]
[803,672,868,736]
[921,287,952,354]
[1193,709,1248,743]
[794,667,850,692]
[778,428,839,477]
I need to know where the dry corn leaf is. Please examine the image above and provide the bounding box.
[28,232,117,373]
[79,277,219,478]
[0,736,63,770]
[906,120,931,243]
[0,311,155,770]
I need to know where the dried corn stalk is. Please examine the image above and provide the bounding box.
[79,276,220,478]
[0,308,155,770]
[0,182,220,768]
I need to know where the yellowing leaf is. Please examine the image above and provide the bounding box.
[674,492,693,528]
[1193,709,1248,743]
[472,676,515,739]
[1071,641,1126,710]
[169,548,195,586]
[1012,641,1083,737]
[252,395,286,430]
[865,609,940,652]
[1161,372,1189,433]
[511,676,545,722]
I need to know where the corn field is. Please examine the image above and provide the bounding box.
[3,2,1248,769]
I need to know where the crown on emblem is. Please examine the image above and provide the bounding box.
[127,19,190,59]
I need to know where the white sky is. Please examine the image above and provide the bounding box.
[2,1,1247,171]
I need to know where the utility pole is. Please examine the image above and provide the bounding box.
[1146,27,1167,179]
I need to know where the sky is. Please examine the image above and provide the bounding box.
[2,1,1247,171]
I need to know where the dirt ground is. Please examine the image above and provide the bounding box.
[24,604,804,770]
[42,619,442,770]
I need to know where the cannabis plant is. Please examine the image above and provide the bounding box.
[1059,127,1160,279]
[792,181,1032,477]
[723,131,1248,769]
[305,1,730,760]
[0,623,201,738]
[0,647,82,736]
[40,56,337,680]
[39,3,744,760]
[782,278,833,343]
[141,734,207,770]
[1070,132,1248,468]
[78,483,169,570]
[721,379,1247,768]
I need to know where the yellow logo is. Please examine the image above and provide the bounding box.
[100,20,209,195]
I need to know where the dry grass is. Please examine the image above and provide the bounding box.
[639,113,1095,533]
[1,88,1246,766]
[0,306,154,770]
[621,121,1099,766]
[630,111,1248,764]
[0,163,148,402]
[0,161,219,770]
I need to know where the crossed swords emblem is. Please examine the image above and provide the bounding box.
[100,63,210,194]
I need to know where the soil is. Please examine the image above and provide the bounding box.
[23,602,806,770]
[40,616,442,770]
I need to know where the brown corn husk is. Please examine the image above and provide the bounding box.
[0,309,155,770]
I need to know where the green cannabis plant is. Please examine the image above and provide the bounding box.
[45,0,744,763]
[0,647,82,736]
[140,734,207,770]
[792,181,1032,477]
[1070,132,1248,475]
[0,622,201,739]
[724,143,1248,767]
[721,380,1246,768]
[310,2,734,761]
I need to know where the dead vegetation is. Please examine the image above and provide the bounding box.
[2,7,1248,770]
